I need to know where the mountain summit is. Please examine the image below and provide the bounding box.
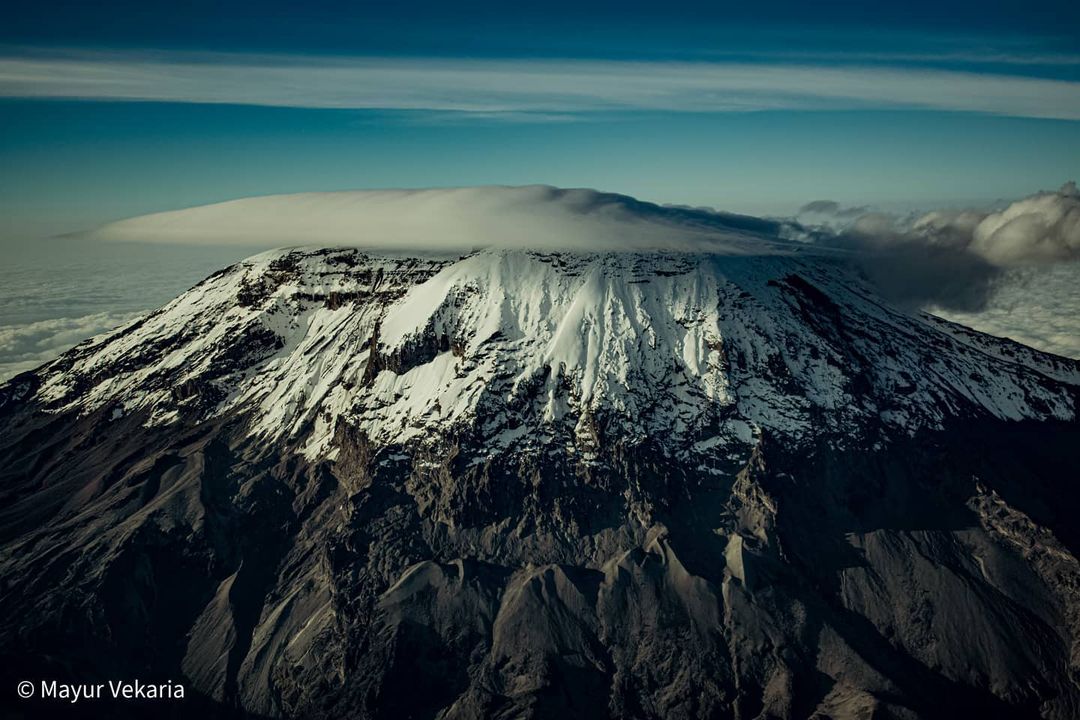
[2,246,1079,719]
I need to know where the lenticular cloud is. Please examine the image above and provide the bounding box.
[86,181,1080,318]
[88,185,799,255]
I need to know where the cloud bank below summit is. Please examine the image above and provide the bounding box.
[798,181,1080,312]
[0,311,142,381]
[807,181,1080,268]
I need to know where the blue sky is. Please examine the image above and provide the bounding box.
[1,0,1079,241]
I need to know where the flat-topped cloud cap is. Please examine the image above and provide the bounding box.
[87,185,803,255]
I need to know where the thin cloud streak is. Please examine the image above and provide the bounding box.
[702,48,1080,67]
[1,51,1079,120]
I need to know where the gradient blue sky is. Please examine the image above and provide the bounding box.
[2,0,1079,241]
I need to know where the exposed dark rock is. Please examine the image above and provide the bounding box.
[1,248,1078,719]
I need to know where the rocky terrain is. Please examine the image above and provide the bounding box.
[1,246,1079,719]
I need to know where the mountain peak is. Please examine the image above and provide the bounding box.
[16,247,1077,466]
[3,246,1080,719]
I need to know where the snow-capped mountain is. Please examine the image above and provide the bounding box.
[14,248,1077,458]
[2,245,1079,719]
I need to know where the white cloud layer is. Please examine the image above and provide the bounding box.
[2,50,1080,120]
[934,262,1080,359]
[88,185,800,254]
[87,182,1080,313]
[821,181,1080,265]
[792,182,1080,311]
[915,181,1080,266]
[0,311,140,382]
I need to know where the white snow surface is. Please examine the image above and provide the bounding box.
[22,248,1080,465]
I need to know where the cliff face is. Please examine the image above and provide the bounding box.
[1,248,1078,719]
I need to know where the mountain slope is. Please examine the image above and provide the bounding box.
[1,247,1079,719]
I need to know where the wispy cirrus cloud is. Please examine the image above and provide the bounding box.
[1,49,1079,120]
[702,48,1080,67]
